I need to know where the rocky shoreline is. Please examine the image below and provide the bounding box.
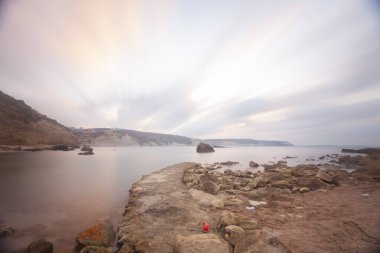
[117,153,380,253]
[1,150,379,252]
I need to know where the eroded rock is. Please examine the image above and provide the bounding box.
[76,219,115,247]
[219,211,238,227]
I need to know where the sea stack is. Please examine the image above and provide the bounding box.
[196,142,215,153]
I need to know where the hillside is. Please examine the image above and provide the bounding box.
[74,128,293,147]
[204,138,293,147]
[0,90,292,147]
[0,90,78,145]
[73,128,194,146]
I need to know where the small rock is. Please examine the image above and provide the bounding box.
[202,181,220,195]
[271,180,289,189]
[224,225,245,245]
[76,219,116,247]
[219,211,238,227]
[316,170,336,184]
[299,187,310,193]
[249,200,267,206]
[252,174,267,188]
[22,239,53,253]
[196,142,215,153]
[249,161,259,168]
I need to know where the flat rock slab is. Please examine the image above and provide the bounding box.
[118,163,230,253]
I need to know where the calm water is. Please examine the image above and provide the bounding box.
[0,146,343,252]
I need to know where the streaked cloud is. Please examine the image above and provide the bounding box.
[0,0,379,145]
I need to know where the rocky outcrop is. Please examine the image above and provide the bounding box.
[76,220,115,247]
[22,239,53,253]
[118,163,230,253]
[118,154,380,253]
[196,142,215,153]
[78,145,94,155]
[0,90,79,146]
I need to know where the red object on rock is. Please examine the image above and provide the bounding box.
[202,222,210,232]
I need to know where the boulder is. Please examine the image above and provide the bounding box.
[196,142,215,153]
[76,219,115,247]
[292,168,307,177]
[202,181,219,195]
[224,225,245,245]
[22,239,53,253]
[299,187,310,193]
[316,170,336,184]
[249,161,259,168]
[0,224,15,238]
[80,246,113,253]
[271,180,289,189]
[219,211,238,227]
[174,234,230,253]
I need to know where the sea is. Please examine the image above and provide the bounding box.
[0,145,347,252]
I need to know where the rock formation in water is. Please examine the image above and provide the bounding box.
[0,90,79,146]
[196,142,215,153]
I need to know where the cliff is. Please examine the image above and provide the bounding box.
[0,90,78,145]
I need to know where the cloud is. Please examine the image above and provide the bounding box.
[0,0,379,145]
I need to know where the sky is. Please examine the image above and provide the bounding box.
[0,0,379,145]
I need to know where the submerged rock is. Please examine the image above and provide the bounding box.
[76,219,115,247]
[22,239,53,253]
[196,142,215,153]
[0,224,15,238]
